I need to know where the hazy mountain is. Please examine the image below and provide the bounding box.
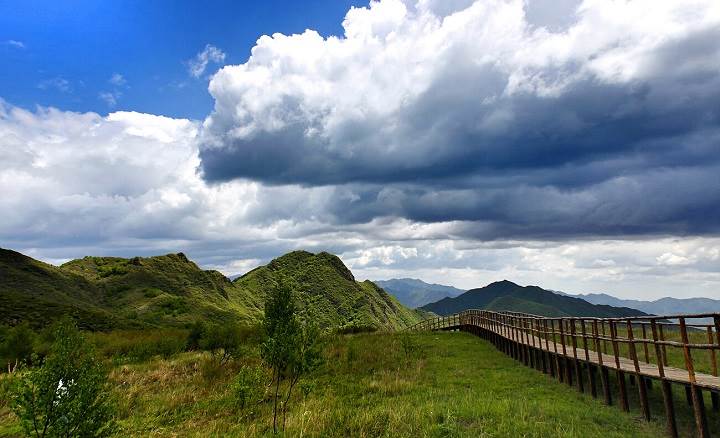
[576,293,720,318]
[1,248,422,330]
[421,280,648,318]
[374,278,465,308]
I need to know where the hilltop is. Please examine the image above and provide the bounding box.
[421,280,648,318]
[235,251,422,330]
[374,278,465,308]
[0,249,122,329]
[0,248,422,330]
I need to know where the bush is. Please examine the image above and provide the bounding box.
[336,322,378,335]
[97,264,127,278]
[229,365,267,413]
[199,323,258,364]
[0,323,37,371]
[90,329,187,362]
[399,334,420,360]
[186,321,206,351]
[9,319,115,437]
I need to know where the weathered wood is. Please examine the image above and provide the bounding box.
[581,320,597,398]
[627,321,650,421]
[610,321,630,412]
[680,317,709,438]
[651,319,677,437]
[661,380,679,438]
[593,320,611,405]
[570,320,583,393]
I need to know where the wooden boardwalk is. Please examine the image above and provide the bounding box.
[408,310,720,438]
[506,326,720,390]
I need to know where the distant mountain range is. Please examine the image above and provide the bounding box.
[0,248,423,330]
[573,293,720,317]
[374,278,465,308]
[420,280,648,318]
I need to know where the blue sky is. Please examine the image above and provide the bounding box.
[1,0,719,299]
[0,0,363,118]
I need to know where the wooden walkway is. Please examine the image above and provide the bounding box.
[407,310,720,438]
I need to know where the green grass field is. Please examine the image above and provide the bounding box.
[0,331,676,437]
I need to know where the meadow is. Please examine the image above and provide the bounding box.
[0,330,674,437]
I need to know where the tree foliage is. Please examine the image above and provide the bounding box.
[9,319,115,438]
[0,323,36,372]
[261,282,322,433]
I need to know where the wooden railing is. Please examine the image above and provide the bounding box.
[407,310,720,438]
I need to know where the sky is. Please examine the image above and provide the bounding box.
[1,0,719,300]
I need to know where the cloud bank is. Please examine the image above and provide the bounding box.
[199,0,720,239]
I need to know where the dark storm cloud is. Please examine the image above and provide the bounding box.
[197,0,720,241]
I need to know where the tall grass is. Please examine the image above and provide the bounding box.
[1,331,669,437]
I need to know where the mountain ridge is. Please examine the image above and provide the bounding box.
[374,278,465,308]
[422,280,648,318]
[0,248,422,330]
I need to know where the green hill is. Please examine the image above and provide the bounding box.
[421,280,648,318]
[484,296,569,317]
[0,248,123,329]
[60,253,262,327]
[234,251,422,330]
[0,248,422,330]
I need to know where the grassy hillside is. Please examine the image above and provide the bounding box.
[0,249,123,330]
[235,251,422,330]
[484,296,570,317]
[0,331,670,437]
[422,280,648,318]
[61,253,263,327]
[1,248,421,331]
[374,278,465,308]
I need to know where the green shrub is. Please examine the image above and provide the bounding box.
[186,321,206,351]
[299,380,316,399]
[336,322,378,335]
[9,319,115,437]
[142,288,161,298]
[399,334,420,360]
[90,329,187,362]
[97,264,127,278]
[156,296,189,316]
[200,323,258,364]
[0,323,37,371]
[229,365,267,413]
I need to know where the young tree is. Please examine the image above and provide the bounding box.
[10,319,115,438]
[261,282,322,433]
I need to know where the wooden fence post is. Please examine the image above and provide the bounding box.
[651,318,678,438]
[559,319,572,386]
[581,320,597,398]
[679,317,709,438]
[570,320,583,393]
[626,321,650,421]
[551,319,562,383]
[610,320,629,412]
[593,319,611,406]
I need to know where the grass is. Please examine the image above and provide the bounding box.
[0,331,672,437]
